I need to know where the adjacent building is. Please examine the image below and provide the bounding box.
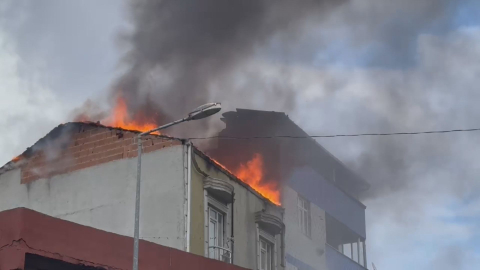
[213,109,369,270]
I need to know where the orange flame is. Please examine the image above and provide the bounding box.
[105,97,159,133]
[235,154,281,205]
[210,155,281,205]
[12,155,23,162]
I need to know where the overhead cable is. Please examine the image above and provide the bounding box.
[188,127,480,140]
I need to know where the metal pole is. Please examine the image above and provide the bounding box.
[132,117,188,270]
[133,135,142,270]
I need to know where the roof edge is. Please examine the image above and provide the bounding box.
[0,122,183,175]
[192,146,282,208]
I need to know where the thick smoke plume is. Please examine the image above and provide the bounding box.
[108,0,471,202]
[112,0,346,136]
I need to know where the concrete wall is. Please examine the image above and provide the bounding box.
[192,153,285,270]
[0,145,186,250]
[283,186,327,270]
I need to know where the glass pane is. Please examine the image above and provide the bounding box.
[303,211,308,235]
[218,214,223,246]
[308,214,311,233]
[352,242,358,262]
[208,220,215,258]
[298,210,303,230]
[343,243,352,259]
[218,212,223,229]
[210,209,216,220]
[359,241,364,266]
[267,244,272,270]
[261,250,266,270]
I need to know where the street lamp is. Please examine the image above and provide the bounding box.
[133,102,221,270]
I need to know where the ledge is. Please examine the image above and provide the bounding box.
[255,211,284,235]
[204,177,234,204]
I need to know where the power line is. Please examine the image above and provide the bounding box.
[188,127,480,140]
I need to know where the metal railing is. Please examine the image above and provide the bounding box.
[208,246,232,264]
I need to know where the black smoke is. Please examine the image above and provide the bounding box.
[111,0,347,136]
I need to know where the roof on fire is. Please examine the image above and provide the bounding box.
[0,121,182,175]
[0,121,281,207]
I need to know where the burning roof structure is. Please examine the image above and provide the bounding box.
[0,121,281,205]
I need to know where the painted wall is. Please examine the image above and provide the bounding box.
[189,158,206,256]
[192,153,285,270]
[0,207,252,270]
[283,186,327,270]
[0,145,186,250]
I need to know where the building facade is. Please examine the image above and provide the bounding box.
[0,122,285,270]
[212,109,370,270]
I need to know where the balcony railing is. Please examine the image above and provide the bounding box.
[208,246,232,264]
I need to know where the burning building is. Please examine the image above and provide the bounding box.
[0,122,285,270]
[209,109,370,270]
[0,108,369,270]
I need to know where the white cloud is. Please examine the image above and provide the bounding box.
[0,28,65,165]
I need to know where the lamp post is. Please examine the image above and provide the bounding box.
[133,103,221,270]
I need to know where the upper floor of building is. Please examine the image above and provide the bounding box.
[282,167,368,270]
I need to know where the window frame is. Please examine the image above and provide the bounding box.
[208,207,225,253]
[258,229,276,270]
[297,195,311,238]
[205,193,230,260]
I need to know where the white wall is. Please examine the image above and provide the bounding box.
[0,145,186,250]
[283,186,327,270]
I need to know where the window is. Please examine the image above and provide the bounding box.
[208,206,225,259]
[297,195,311,237]
[205,194,231,263]
[260,238,273,270]
[258,229,275,270]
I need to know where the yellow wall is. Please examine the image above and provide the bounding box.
[189,156,206,256]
